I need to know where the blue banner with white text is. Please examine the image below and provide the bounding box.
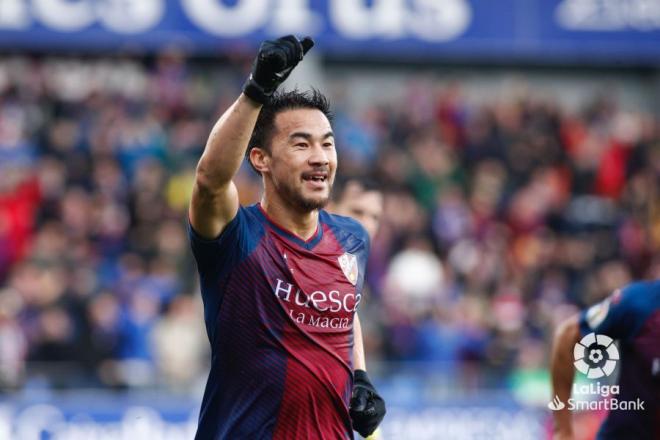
[0,0,659,63]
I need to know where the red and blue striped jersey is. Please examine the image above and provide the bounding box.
[579,280,660,440]
[189,203,370,440]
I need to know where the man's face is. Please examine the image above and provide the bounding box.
[336,183,383,239]
[266,108,337,212]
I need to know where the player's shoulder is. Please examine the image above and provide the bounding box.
[320,210,370,245]
[242,203,263,220]
[581,279,660,338]
[224,203,267,237]
[619,280,660,308]
[230,203,269,226]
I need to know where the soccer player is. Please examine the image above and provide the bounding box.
[550,281,660,440]
[188,35,386,439]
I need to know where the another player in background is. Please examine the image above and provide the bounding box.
[331,179,383,240]
[330,178,385,439]
[550,281,660,440]
[188,35,385,439]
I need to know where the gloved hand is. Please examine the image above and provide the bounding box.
[242,35,314,104]
[350,369,386,438]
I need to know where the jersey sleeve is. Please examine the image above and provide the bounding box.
[188,206,252,276]
[579,282,645,341]
[188,206,258,341]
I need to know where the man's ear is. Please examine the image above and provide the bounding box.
[249,147,270,174]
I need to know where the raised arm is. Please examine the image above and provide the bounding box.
[189,35,314,239]
[190,96,261,239]
[550,315,581,440]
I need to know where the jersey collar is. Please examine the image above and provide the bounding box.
[256,203,324,250]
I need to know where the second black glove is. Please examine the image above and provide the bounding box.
[350,369,386,438]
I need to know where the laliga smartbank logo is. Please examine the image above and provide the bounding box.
[548,333,644,412]
[573,332,619,379]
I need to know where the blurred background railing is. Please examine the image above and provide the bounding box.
[4,359,613,439]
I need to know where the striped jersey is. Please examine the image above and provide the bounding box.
[189,203,370,439]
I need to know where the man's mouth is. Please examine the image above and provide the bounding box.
[302,173,328,183]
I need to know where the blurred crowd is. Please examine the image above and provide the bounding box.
[0,55,658,397]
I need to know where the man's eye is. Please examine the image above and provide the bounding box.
[295,143,309,148]
[323,143,334,148]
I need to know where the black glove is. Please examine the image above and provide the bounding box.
[350,369,386,438]
[242,35,314,104]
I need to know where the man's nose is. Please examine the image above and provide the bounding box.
[308,144,330,166]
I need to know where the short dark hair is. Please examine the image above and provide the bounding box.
[334,176,382,203]
[246,89,334,174]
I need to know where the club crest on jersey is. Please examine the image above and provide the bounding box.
[338,252,358,286]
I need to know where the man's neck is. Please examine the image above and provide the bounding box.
[261,195,319,241]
